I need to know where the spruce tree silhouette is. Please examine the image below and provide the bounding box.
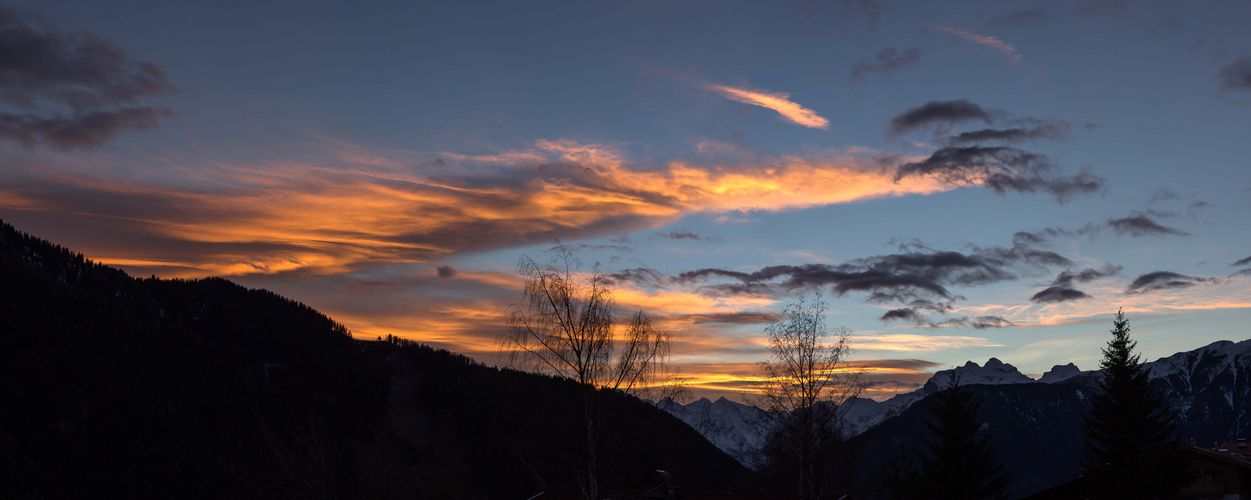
[875,440,922,500]
[915,376,1011,500]
[1081,309,1191,499]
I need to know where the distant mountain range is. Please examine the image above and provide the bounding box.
[658,339,1251,498]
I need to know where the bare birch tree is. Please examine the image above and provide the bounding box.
[499,245,672,500]
[750,294,862,500]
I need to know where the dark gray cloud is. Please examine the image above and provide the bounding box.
[888,99,994,138]
[1029,264,1120,303]
[1147,187,1182,204]
[852,47,920,80]
[673,231,1083,329]
[0,4,177,150]
[1217,57,1251,94]
[605,267,665,287]
[884,311,1013,329]
[669,312,778,325]
[1125,271,1222,294]
[0,106,171,151]
[1233,269,1251,278]
[436,265,456,279]
[680,242,1069,307]
[1012,225,1099,246]
[872,298,958,323]
[966,316,1013,329]
[649,229,722,242]
[553,243,633,254]
[895,146,1039,179]
[878,306,1012,329]
[894,146,1105,202]
[1010,231,1049,246]
[655,229,701,240]
[887,101,1095,201]
[417,158,447,169]
[1107,214,1188,237]
[1015,212,1197,246]
[0,5,177,108]
[944,121,1072,145]
[1233,256,1251,267]
[880,308,924,323]
[987,8,1048,27]
[1145,208,1180,219]
[1051,265,1121,288]
[1031,286,1090,303]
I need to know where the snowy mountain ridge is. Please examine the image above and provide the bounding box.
[655,396,767,468]
[658,338,1251,467]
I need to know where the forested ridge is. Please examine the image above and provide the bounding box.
[0,221,750,498]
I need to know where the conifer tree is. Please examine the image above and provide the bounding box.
[915,377,1011,500]
[875,440,921,500]
[1081,309,1191,499]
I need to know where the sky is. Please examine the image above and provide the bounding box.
[3,0,1251,401]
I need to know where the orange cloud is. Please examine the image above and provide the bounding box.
[1,138,955,278]
[658,358,938,401]
[852,333,1004,351]
[704,83,831,129]
[929,25,1023,63]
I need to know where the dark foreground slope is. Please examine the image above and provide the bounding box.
[0,221,394,498]
[846,383,1092,499]
[847,359,1251,500]
[386,338,753,497]
[0,221,751,498]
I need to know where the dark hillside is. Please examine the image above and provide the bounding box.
[846,382,1091,499]
[848,352,1251,500]
[0,220,753,498]
[387,338,754,498]
[0,221,393,498]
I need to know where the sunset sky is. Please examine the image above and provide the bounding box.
[3,0,1251,400]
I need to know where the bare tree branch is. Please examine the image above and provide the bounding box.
[749,294,864,500]
[497,243,675,499]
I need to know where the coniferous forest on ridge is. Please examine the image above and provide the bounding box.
[0,221,750,498]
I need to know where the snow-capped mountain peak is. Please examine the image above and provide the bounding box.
[655,395,767,468]
[1039,363,1083,383]
[1146,339,1251,380]
[923,357,1034,392]
[659,339,1251,469]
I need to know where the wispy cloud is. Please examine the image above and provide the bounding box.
[1,138,964,276]
[928,25,1023,63]
[888,99,996,138]
[852,47,920,80]
[1125,271,1222,294]
[852,334,1004,351]
[1218,56,1251,94]
[703,83,830,129]
[0,4,177,150]
[1107,213,1189,237]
